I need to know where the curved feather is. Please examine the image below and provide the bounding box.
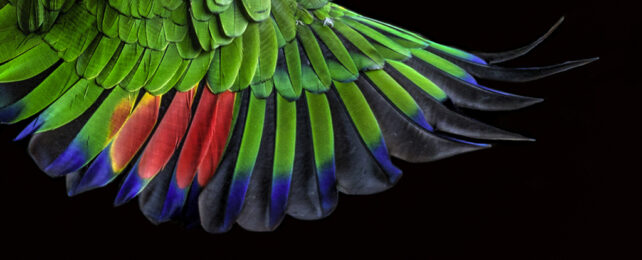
[0,0,597,234]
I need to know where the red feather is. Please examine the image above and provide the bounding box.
[195,90,236,187]
[175,88,220,188]
[110,93,161,173]
[138,88,196,179]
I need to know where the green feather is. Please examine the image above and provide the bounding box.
[96,43,144,88]
[250,78,274,98]
[108,0,130,16]
[364,69,424,119]
[75,36,100,78]
[348,16,428,49]
[0,4,16,28]
[349,52,382,71]
[94,43,124,88]
[176,51,214,91]
[120,48,163,91]
[44,4,98,62]
[297,25,331,88]
[273,67,300,101]
[163,0,185,11]
[233,91,266,181]
[372,42,409,61]
[145,44,185,93]
[140,17,168,50]
[241,0,271,22]
[386,60,448,101]
[191,17,212,51]
[208,36,243,93]
[163,14,187,42]
[411,48,473,81]
[294,6,314,25]
[301,64,327,93]
[190,0,213,21]
[232,23,260,91]
[128,0,140,18]
[83,36,122,79]
[100,3,120,38]
[148,57,190,95]
[41,0,68,10]
[273,93,297,195]
[298,0,328,9]
[327,60,357,82]
[341,18,411,59]
[333,80,383,147]
[332,19,384,69]
[272,18,286,48]
[169,1,188,24]
[83,0,100,16]
[15,0,45,32]
[205,0,232,13]
[176,30,202,59]
[0,43,59,83]
[117,15,141,44]
[271,0,296,41]
[0,62,78,123]
[311,22,358,76]
[253,20,279,84]
[0,16,42,64]
[219,0,249,37]
[283,40,303,95]
[138,0,155,18]
[208,15,234,47]
[34,79,104,133]
[305,91,334,171]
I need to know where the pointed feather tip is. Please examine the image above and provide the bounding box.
[527,57,599,81]
[13,130,33,142]
[66,184,91,197]
[486,133,536,142]
[67,176,109,197]
[113,192,132,207]
[565,57,600,69]
[509,57,600,83]
[525,97,545,107]
[65,172,83,197]
[66,152,117,196]
[13,119,42,141]
[156,180,189,222]
[503,96,545,111]
[479,95,544,111]
[483,124,538,142]
[66,181,81,197]
[493,134,536,142]
[113,176,143,207]
[475,16,567,65]
[580,57,600,65]
[507,134,536,142]
[67,189,78,197]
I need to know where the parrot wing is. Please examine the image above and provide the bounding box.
[0,0,595,233]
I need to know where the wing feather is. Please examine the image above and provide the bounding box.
[0,1,596,233]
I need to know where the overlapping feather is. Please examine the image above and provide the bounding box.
[0,0,595,233]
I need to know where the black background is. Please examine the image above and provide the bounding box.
[1,0,638,259]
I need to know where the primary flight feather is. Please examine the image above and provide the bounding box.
[0,0,595,233]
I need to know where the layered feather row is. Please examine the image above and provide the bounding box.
[0,0,594,232]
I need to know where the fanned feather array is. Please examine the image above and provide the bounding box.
[0,0,595,232]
